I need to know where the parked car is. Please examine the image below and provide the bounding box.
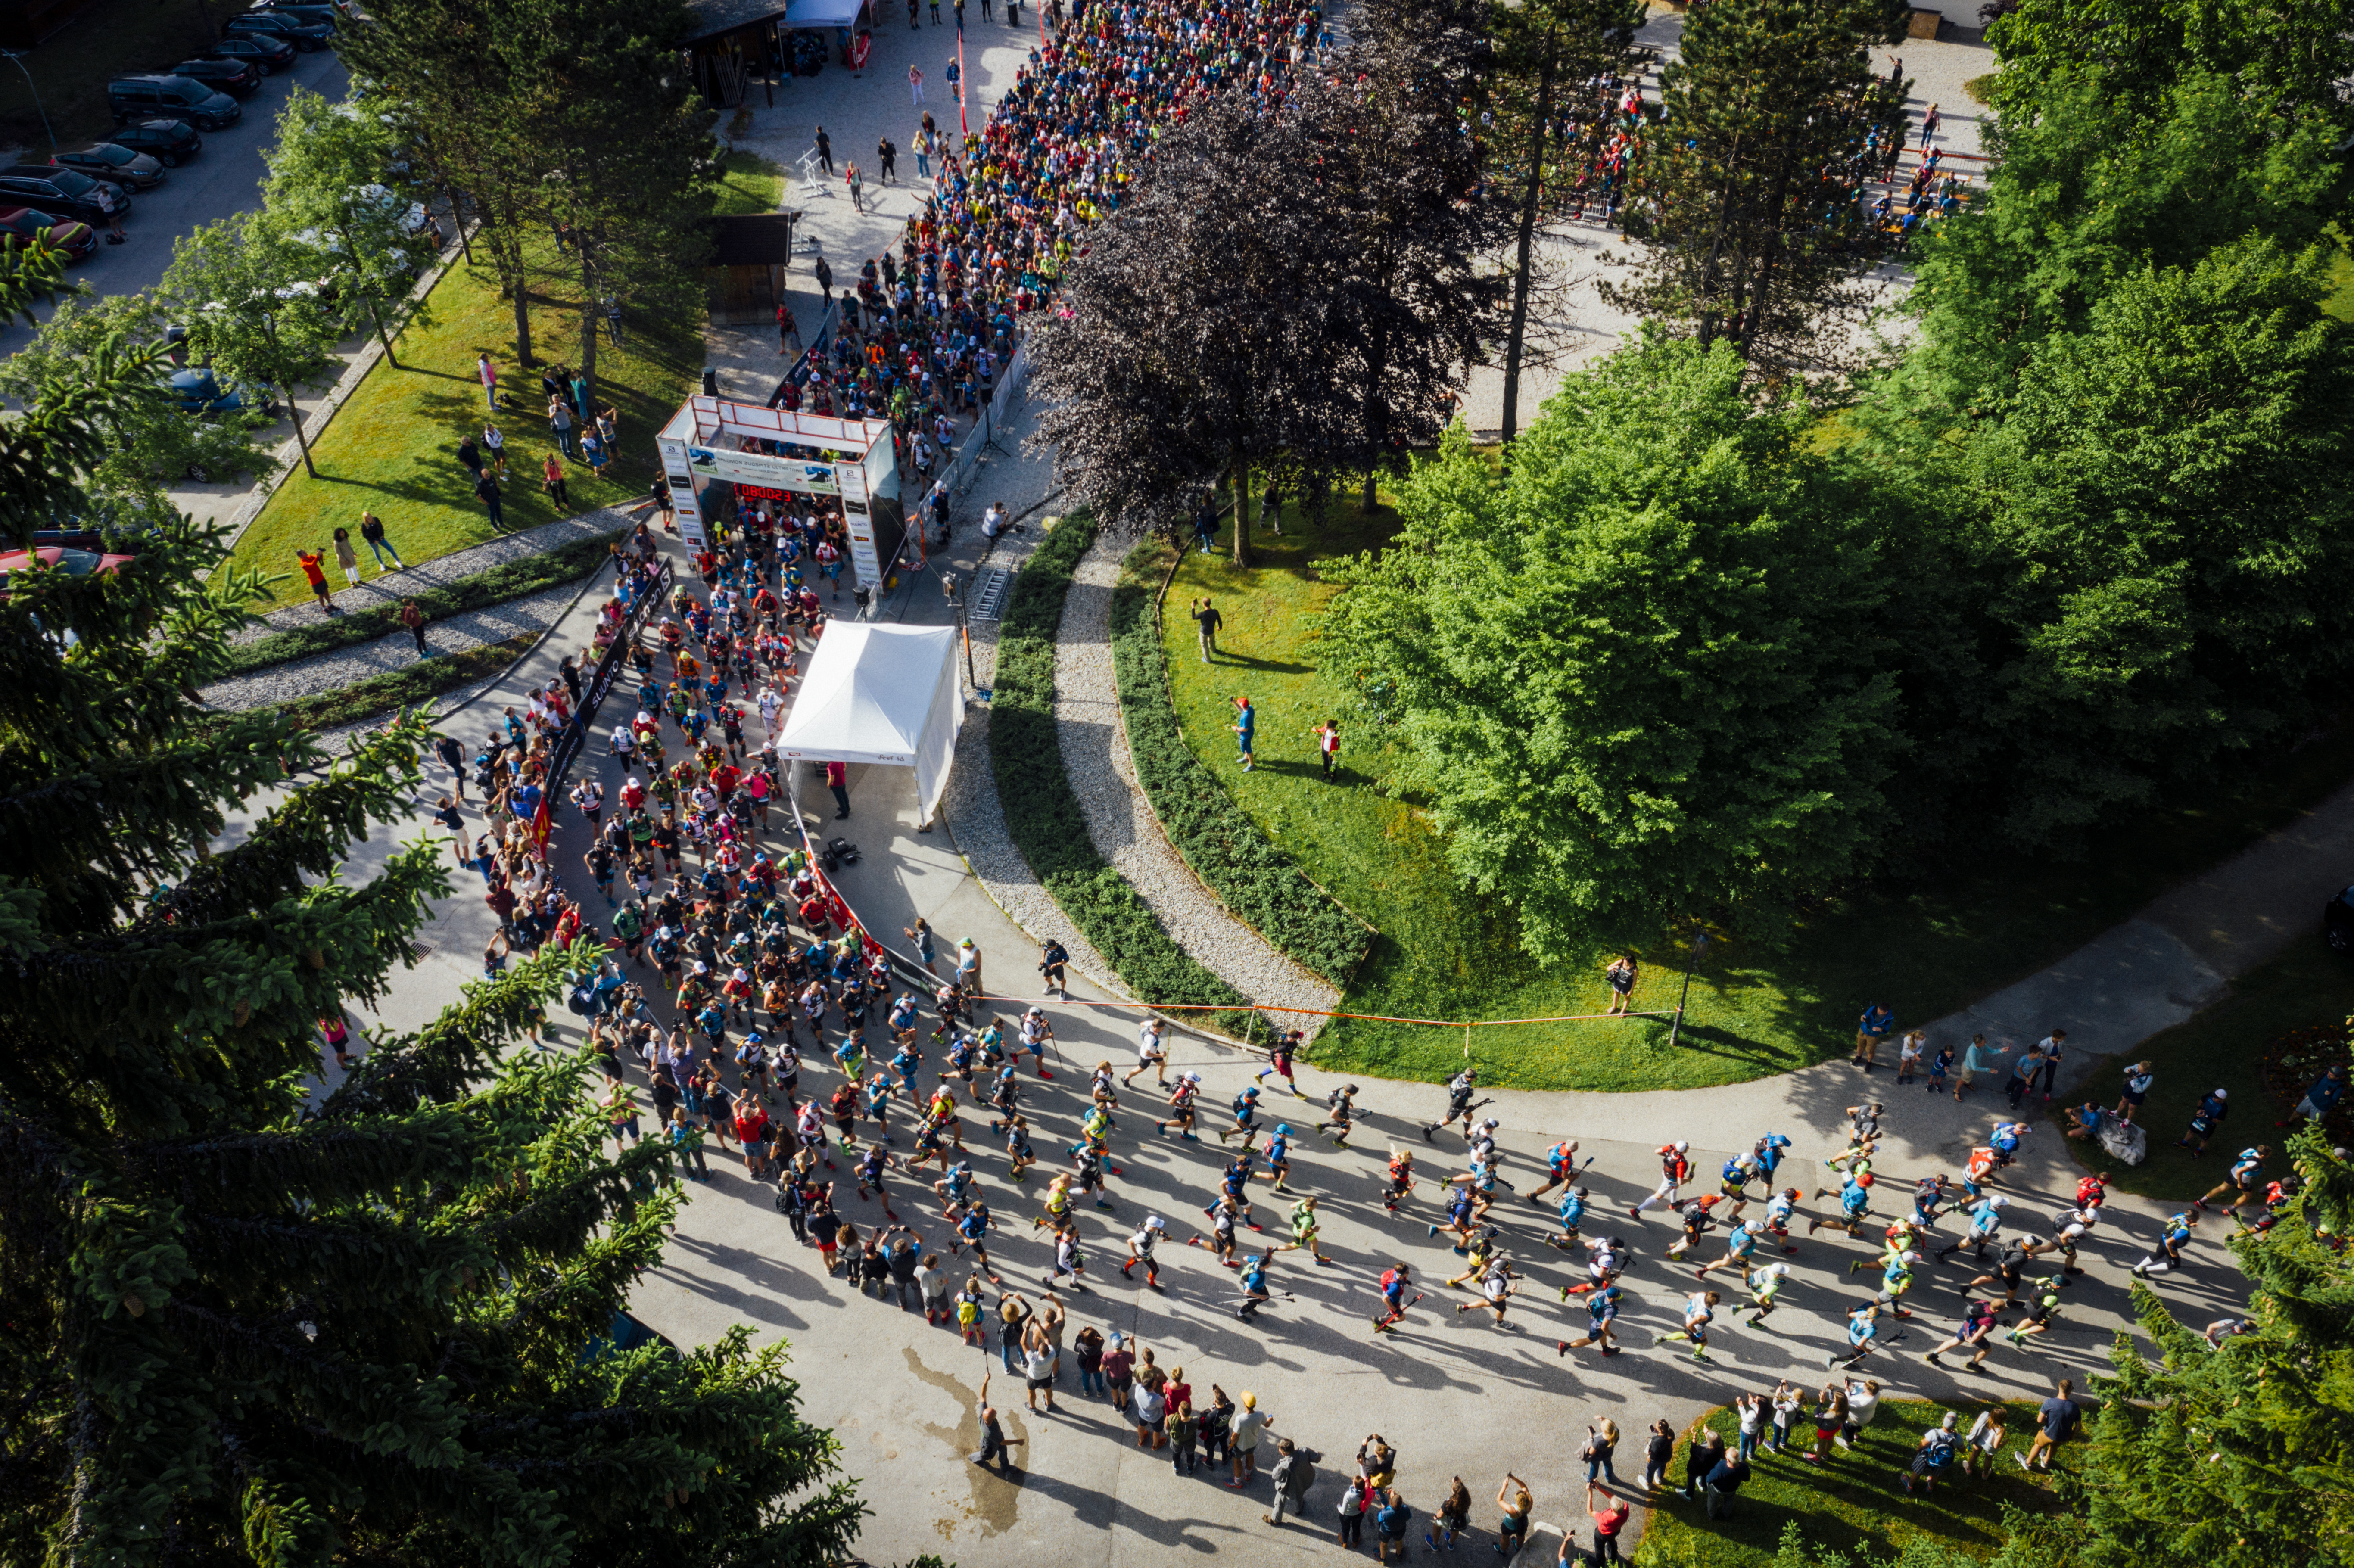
[0,165,125,225]
[168,366,270,417]
[0,546,136,598]
[248,0,344,27]
[52,143,167,191]
[106,75,242,131]
[204,33,295,72]
[223,10,332,49]
[2328,885,2354,952]
[0,205,97,261]
[108,119,202,166]
[170,58,263,98]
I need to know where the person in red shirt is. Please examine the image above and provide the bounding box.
[296,548,333,613]
[1587,1486,1630,1565]
[710,761,743,798]
[826,760,850,819]
[620,775,647,812]
[735,1101,772,1177]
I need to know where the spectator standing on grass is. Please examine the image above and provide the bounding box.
[332,526,361,588]
[2282,1063,2346,1127]
[475,470,505,530]
[477,352,498,409]
[1189,596,1221,662]
[296,548,333,613]
[543,452,571,509]
[483,421,508,477]
[549,396,576,459]
[399,597,429,656]
[458,432,483,480]
[358,510,403,571]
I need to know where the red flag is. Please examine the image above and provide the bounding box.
[957,23,969,138]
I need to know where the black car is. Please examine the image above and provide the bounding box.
[205,34,295,72]
[109,119,202,167]
[53,143,167,191]
[0,165,125,225]
[2327,885,2354,952]
[249,0,343,24]
[224,10,331,48]
[106,75,242,130]
[171,58,263,98]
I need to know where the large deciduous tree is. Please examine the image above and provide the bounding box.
[1948,233,2354,846]
[264,85,440,368]
[1602,0,1909,375]
[1294,0,1516,505]
[1029,93,1343,561]
[1318,333,1912,958]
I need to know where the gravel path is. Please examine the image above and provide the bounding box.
[1054,532,1342,1031]
[231,509,636,646]
[938,525,1124,992]
[199,573,598,714]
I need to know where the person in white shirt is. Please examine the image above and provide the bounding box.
[982,501,1006,539]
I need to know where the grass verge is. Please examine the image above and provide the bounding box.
[989,516,1251,1030]
[1158,507,2354,1093]
[715,151,786,216]
[1109,535,1371,985]
[1638,1400,2083,1568]
[210,632,537,736]
[223,530,619,677]
[2046,939,2354,1200]
[226,234,704,602]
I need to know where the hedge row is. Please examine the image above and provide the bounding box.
[207,633,540,737]
[1108,541,1372,984]
[987,515,1253,1029]
[226,530,623,676]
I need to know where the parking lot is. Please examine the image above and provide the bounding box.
[0,44,347,341]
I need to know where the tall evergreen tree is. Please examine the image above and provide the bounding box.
[0,241,863,1568]
[1602,0,1908,375]
[504,0,715,411]
[2060,1126,2354,1568]
[1485,0,1646,443]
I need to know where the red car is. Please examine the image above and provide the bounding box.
[0,545,136,596]
[0,205,97,262]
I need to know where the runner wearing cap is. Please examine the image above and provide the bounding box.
[1157,1072,1202,1139]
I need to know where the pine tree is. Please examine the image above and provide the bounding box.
[1485,0,1647,443]
[1602,0,1909,375]
[2068,1127,2354,1568]
[0,245,862,1566]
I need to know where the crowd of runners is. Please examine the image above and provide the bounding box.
[380,484,2298,1561]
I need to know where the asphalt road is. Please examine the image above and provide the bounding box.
[0,44,348,345]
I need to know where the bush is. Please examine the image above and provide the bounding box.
[988,515,1252,1027]
[1110,539,1371,983]
[223,531,623,677]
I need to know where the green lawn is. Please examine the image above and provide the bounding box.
[1158,508,2354,1092]
[2046,939,2354,1201]
[1638,1399,2084,1568]
[228,155,784,604]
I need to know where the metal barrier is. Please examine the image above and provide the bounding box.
[545,554,674,799]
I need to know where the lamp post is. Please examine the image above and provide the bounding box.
[2,51,57,157]
[1666,926,1709,1049]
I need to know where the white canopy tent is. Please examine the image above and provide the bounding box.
[775,623,963,820]
[782,0,863,26]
